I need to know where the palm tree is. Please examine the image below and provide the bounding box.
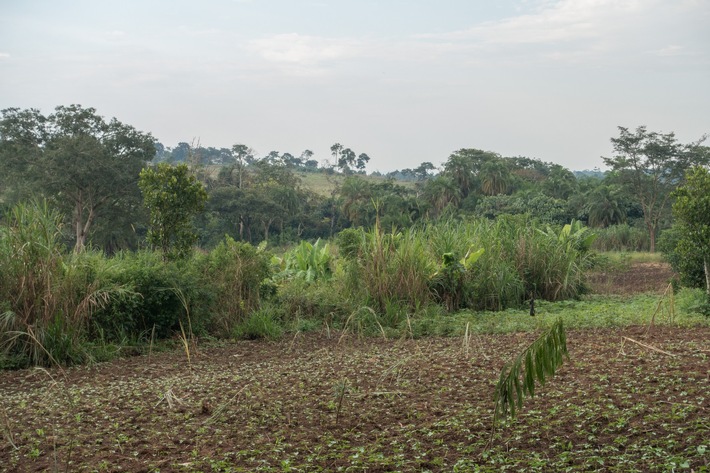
[443,152,476,198]
[339,176,371,226]
[586,186,627,227]
[480,160,512,196]
[422,176,461,218]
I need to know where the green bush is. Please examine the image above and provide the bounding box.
[334,216,594,316]
[338,227,434,314]
[0,201,126,366]
[277,278,354,325]
[200,237,272,336]
[93,251,208,341]
[659,224,706,290]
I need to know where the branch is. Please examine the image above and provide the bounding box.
[493,319,568,424]
[621,337,676,357]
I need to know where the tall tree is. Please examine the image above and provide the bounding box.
[603,126,708,252]
[421,176,461,219]
[0,105,155,252]
[542,165,578,200]
[139,163,207,259]
[356,153,370,173]
[338,147,356,174]
[585,185,627,228]
[330,143,343,170]
[413,161,435,180]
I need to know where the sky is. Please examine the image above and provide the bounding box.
[1,0,708,173]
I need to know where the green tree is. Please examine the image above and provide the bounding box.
[672,166,710,296]
[0,108,46,210]
[480,160,512,196]
[413,161,435,180]
[603,126,708,252]
[338,147,357,174]
[421,176,461,219]
[542,165,578,200]
[586,185,627,228]
[330,143,343,170]
[0,105,155,252]
[139,163,207,259]
[443,149,499,198]
[356,153,370,173]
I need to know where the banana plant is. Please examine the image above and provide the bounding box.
[273,239,332,283]
[430,245,484,311]
[540,219,597,253]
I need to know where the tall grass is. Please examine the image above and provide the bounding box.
[339,226,434,316]
[336,216,594,317]
[199,237,271,336]
[592,224,650,252]
[0,201,124,366]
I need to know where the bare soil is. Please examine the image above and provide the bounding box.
[588,261,676,295]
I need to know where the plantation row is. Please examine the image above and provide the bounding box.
[0,200,597,368]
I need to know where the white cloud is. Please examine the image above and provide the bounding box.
[467,0,646,45]
[413,0,708,67]
[246,33,364,65]
[655,45,698,57]
[0,52,10,58]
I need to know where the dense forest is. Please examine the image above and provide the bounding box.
[1,105,709,368]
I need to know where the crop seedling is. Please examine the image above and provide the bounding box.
[332,378,351,426]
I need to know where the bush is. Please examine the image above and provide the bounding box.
[93,251,208,341]
[333,216,594,316]
[659,225,706,290]
[0,201,126,366]
[277,278,354,325]
[200,237,272,336]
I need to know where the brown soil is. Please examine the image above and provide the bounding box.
[588,261,677,295]
[2,325,709,472]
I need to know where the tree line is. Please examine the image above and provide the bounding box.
[1,105,709,261]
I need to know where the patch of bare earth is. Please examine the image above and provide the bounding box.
[1,323,709,472]
[588,261,676,295]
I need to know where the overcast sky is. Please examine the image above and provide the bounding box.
[1,0,708,172]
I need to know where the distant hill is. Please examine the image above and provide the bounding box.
[573,169,606,179]
[296,171,416,197]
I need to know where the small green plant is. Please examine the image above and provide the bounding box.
[332,378,350,426]
[233,307,283,340]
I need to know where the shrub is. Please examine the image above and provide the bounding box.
[659,224,706,289]
[277,278,354,325]
[93,251,208,341]
[200,237,272,336]
[339,227,434,314]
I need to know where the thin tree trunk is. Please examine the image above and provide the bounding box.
[647,221,656,253]
[75,198,84,252]
[704,257,710,297]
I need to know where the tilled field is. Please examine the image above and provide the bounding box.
[1,324,709,472]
